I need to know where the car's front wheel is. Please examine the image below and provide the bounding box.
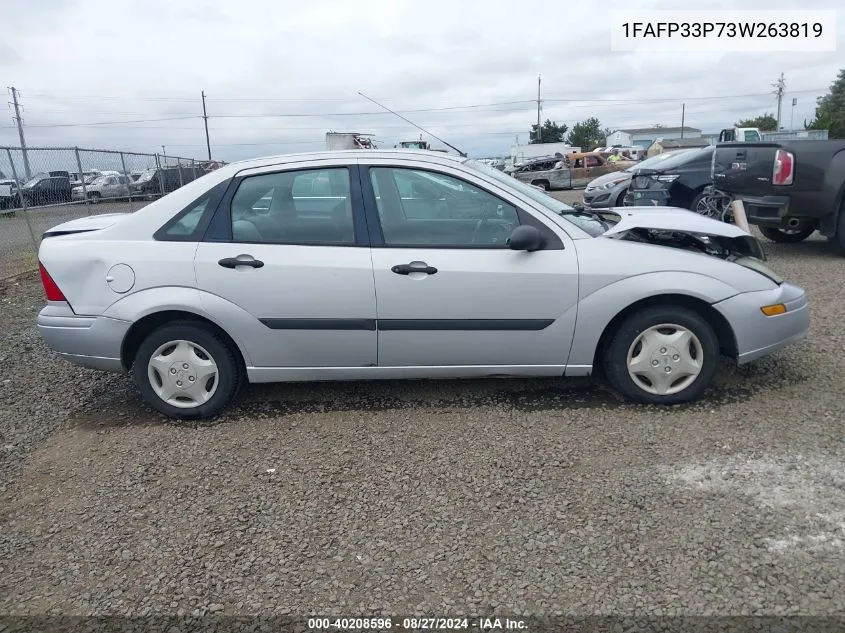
[603,305,719,405]
[132,321,242,419]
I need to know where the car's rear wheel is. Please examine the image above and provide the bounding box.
[603,305,719,405]
[132,321,242,419]
[532,180,550,191]
[760,225,814,243]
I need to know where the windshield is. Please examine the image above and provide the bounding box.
[89,176,107,186]
[465,158,609,236]
[137,168,156,182]
[628,149,694,171]
[466,158,572,212]
[642,146,713,171]
[22,173,48,187]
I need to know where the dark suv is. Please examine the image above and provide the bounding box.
[623,146,715,210]
[18,173,73,207]
[130,166,202,199]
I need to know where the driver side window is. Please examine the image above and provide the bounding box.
[369,167,520,247]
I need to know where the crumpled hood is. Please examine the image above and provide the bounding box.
[43,213,130,237]
[599,206,766,261]
[603,206,749,238]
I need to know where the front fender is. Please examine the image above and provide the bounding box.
[566,271,741,370]
[102,286,256,367]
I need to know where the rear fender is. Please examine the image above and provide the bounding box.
[822,150,845,235]
[102,286,255,367]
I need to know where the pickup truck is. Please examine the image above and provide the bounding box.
[711,139,845,251]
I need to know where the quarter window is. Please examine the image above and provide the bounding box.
[230,168,354,244]
[369,167,520,247]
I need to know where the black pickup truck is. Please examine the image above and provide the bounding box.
[711,139,845,251]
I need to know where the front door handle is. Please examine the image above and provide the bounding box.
[391,261,438,275]
[218,256,264,269]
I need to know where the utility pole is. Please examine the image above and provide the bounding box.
[773,73,785,130]
[8,87,32,179]
[790,97,797,131]
[536,75,542,143]
[161,146,166,164]
[201,90,211,160]
[680,103,685,138]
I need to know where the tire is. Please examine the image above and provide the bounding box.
[759,225,814,243]
[88,192,101,204]
[614,188,628,207]
[836,201,845,254]
[532,180,550,191]
[690,190,727,219]
[603,305,719,405]
[132,321,243,419]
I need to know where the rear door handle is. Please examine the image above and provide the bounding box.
[391,261,438,275]
[218,256,264,269]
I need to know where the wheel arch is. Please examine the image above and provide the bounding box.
[590,294,738,377]
[120,310,247,376]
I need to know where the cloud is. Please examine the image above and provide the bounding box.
[0,0,841,160]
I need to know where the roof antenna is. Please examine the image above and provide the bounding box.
[357,91,467,157]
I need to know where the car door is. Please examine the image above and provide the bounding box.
[362,160,580,369]
[100,176,117,198]
[194,162,377,371]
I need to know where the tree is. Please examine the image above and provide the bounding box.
[805,68,845,138]
[566,117,611,150]
[735,113,778,131]
[529,119,569,144]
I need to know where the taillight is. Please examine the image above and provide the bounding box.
[38,261,67,302]
[772,149,794,186]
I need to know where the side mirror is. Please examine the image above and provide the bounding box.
[507,225,545,252]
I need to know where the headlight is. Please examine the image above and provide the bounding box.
[736,256,783,284]
[655,174,679,183]
[602,178,628,189]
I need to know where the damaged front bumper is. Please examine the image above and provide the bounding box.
[712,282,809,364]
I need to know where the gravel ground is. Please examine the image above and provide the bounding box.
[1,196,844,621]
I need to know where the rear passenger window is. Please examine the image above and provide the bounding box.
[230,168,354,245]
[165,198,211,236]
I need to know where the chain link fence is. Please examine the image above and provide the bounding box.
[0,146,224,279]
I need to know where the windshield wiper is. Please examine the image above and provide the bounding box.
[558,207,611,230]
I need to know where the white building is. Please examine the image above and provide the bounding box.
[606,126,702,150]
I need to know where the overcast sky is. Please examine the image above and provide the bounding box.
[0,0,842,163]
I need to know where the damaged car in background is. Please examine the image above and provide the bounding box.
[34,150,808,419]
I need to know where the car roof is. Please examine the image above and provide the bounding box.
[217,148,467,176]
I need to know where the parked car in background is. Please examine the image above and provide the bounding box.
[72,174,132,203]
[18,173,72,207]
[624,145,715,211]
[36,149,808,419]
[711,139,845,249]
[129,165,202,199]
[583,149,694,209]
[514,151,635,191]
[0,177,20,212]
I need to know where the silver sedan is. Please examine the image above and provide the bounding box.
[583,149,693,209]
[35,150,809,419]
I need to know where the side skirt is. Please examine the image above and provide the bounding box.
[246,364,593,383]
